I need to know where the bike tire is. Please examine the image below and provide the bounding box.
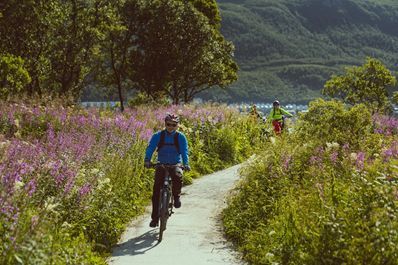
[158,189,169,242]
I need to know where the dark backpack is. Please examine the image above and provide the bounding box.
[157,130,180,154]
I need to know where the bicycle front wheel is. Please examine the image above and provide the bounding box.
[158,189,170,242]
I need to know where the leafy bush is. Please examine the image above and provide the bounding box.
[224,99,398,265]
[0,54,31,99]
[127,92,170,107]
[294,99,372,148]
[323,57,397,114]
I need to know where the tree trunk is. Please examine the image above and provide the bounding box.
[117,81,124,112]
[35,76,42,98]
[110,46,124,112]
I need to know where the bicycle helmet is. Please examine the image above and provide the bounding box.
[165,113,179,123]
[273,100,280,107]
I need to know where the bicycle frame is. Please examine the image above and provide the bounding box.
[149,163,184,242]
[154,164,177,242]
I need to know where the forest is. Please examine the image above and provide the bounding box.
[199,0,398,103]
[4,0,398,105]
[0,0,237,108]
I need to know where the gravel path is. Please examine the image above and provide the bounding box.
[108,164,247,265]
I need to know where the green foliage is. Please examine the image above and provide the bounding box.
[0,102,263,264]
[201,0,398,103]
[0,1,123,99]
[0,54,31,99]
[127,92,170,107]
[124,0,237,104]
[0,0,54,95]
[223,98,398,264]
[47,0,112,96]
[188,0,222,27]
[184,111,263,174]
[4,227,106,265]
[294,99,372,147]
[97,0,133,111]
[68,143,151,251]
[393,91,398,105]
[323,57,397,113]
[2,0,398,103]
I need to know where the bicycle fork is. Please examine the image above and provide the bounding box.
[164,177,174,216]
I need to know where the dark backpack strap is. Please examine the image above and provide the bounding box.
[157,130,180,154]
[174,131,180,154]
[157,130,166,151]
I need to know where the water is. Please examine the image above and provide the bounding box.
[230,103,308,114]
[80,101,309,114]
[80,101,118,108]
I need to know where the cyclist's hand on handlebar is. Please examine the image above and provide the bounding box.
[184,165,191,171]
[144,161,151,168]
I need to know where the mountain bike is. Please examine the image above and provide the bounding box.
[151,163,184,242]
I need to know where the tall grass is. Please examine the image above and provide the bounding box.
[0,100,263,264]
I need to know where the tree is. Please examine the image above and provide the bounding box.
[126,0,237,104]
[322,57,397,113]
[172,32,238,103]
[0,0,57,96]
[0,0,113,99]
[48,0,113,98]
[96,0,131,111]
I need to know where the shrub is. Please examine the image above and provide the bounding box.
[224,100,398,265]
[294,99,372,148]
[0,54,31,99]
[323,57,397,114]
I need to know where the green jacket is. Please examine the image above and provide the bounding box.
[268,107,293,122]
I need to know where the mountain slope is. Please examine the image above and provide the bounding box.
[201,0,398,103]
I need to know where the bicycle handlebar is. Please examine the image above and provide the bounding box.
[148,163,186,170]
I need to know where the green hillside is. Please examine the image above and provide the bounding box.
[201,0,398,103]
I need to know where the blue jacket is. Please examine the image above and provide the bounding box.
[144,130,189,165]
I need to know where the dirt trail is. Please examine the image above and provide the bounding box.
[108,164,247,265]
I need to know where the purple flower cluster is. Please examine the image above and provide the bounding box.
[355,152,366,170]
[330,151,339,164]
[373,114,398,136]
[382,141,398,162]
[309,147,325,166]
[0,103,152,240]
[0,102,231,243]
[282,155,292,171]
[128,104,229,129]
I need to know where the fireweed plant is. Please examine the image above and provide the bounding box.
[223,99,398,265]
[0,101,263,264]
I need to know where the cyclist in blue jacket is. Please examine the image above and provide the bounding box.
[144,113,191,228]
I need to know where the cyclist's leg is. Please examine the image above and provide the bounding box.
[170,166,183,197]
[272,120,282,135]
[151,166,165,221]
[170,166,183,206]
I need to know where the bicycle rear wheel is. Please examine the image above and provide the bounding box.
[158,189,169,242]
